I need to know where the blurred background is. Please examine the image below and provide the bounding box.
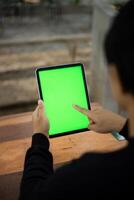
[0,0,128,116]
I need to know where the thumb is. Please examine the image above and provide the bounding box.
[38,100,45,116]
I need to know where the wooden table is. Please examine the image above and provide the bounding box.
[0,112,127,200]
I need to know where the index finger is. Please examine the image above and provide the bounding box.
[73,105,89,116]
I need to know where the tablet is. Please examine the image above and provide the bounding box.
[36,63,90,138]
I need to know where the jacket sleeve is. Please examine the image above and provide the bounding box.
[19,133,53,200]
[119,120,129,139]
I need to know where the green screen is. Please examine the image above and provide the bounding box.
[38,65,89,136]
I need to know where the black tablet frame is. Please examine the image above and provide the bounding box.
[36,63,91,138]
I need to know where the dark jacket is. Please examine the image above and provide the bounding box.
[19,121,133,200]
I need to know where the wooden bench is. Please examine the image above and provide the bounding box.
[0,112,127,200]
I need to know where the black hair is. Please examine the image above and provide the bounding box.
[104,0,134,94]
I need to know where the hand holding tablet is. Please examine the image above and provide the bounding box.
[32,100,50,138]
[35,63,91,137]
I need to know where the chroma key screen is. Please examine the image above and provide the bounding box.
[36,63,90,137]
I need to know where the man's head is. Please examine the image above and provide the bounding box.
[104,0,134,110]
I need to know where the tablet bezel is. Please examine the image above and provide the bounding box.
[35,63,91,138]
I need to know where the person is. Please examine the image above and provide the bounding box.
[19,0,134,199]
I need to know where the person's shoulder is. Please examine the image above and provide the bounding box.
[79,144,130,171]
[43,147,130,199]
[54,143,131,182]
[77,151,114,170]
[56,150,114,176]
